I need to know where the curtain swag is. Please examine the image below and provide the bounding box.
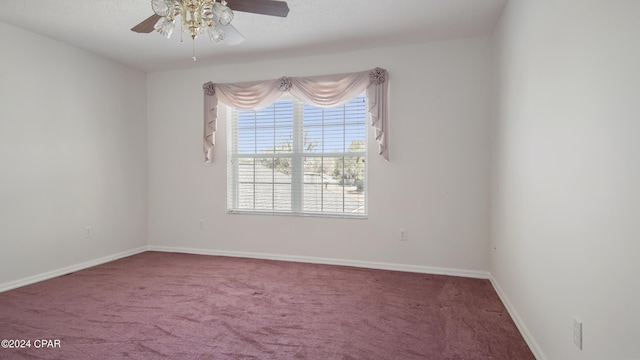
[202,67,389,163]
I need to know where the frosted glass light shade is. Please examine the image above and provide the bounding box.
[213,3,234,26]
[151,0,174,17]
[154,17,175,38]
[207,25,225,42]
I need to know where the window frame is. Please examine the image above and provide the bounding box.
[226,93,369,218]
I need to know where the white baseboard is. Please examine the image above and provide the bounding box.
[147,245,491,279]
[489,275,546,360]
[0,245,489,292]
[0,246,148,293]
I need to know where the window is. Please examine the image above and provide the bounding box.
[227,93,367,217]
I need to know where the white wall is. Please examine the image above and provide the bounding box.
[0,22,148,286]
[491,0,640,359]
[147,36,493,273]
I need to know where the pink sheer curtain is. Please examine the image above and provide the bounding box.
[203,68,388,162]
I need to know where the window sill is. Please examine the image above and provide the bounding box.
[227,209,368,219]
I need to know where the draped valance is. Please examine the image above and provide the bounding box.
[202,67,389,162]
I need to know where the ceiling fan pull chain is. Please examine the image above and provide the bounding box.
[192,39,197,61]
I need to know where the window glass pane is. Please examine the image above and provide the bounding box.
[322,125,345,152]
[237,158,255,209]
[303,155,341,213]
[237,125,256,154]
[254,184,273,210]
[238,158,255,182]
[237,100,294,155]
[325,156,365,214]
[258,157,292,177]
[274,184,291,211]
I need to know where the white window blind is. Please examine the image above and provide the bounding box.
[227,93,367,216]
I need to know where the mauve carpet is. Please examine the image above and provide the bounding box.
[0,252,534,359]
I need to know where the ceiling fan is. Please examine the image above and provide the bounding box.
[131,0,289,50]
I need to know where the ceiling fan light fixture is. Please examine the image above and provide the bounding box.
[133,0,290,60]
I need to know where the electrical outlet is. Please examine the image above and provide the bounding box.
[399,229,407,241]
[573,318,583,350]
[84,226,92,239]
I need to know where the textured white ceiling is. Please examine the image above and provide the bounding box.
[0,0,506,72]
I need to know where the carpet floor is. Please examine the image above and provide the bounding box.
[0,252,535,359]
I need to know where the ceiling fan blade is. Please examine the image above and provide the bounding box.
[131,14,161,33]
[228,0,289,18]
[221,23,245,46]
